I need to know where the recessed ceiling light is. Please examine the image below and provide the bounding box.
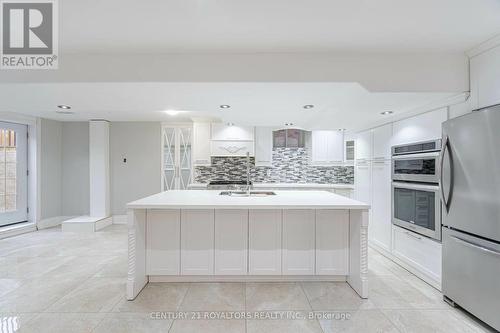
[380,111,394,115]
[303,105,314,109]
[220,105,231,109]
[164,110,182,116]
[285,122,294,126]
[226,122,234,126]
[57,105,71,110]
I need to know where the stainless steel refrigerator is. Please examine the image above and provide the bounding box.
[441,104,500,331]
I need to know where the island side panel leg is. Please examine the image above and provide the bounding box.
[127,208,148,300]
[347,209,369,298]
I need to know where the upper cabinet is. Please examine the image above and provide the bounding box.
[392,108,447,146]
[211,123,254,141]
[355,130,372,161]
[343,132,356,164]
[372,124,393,160]
[255,127,273,166]
[310,130,344,165]
[470,44,500,110]
[273,129,307,148]
[192,122,211,166]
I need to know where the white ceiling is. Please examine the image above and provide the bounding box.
[2,1,495,129]
[61,0,500,53]
[0,82,456,130]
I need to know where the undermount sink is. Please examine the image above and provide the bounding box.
[219,191,276,197]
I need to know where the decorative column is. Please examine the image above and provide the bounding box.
[89,120,110,218]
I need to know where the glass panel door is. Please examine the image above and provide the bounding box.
[162,127,176,191]
[161,125,192,191]
[0,122,28,227]
[393,187,435,231]
[178,127,192,190]
[393,158,436,175]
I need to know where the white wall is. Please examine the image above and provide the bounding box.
[110,122,162,215]
[61,122,89,216]
[40,119,62,220]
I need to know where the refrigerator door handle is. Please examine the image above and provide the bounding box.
[439,135,453,212]
[450,236,500,257]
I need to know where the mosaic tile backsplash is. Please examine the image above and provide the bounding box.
[194,147,354,184]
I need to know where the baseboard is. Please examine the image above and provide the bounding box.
[369,243,442,291]
[149,275,347,283]
[369,239,392,258]
[38,216,73,229]
[0,222,37,240]
[112,215,127,224]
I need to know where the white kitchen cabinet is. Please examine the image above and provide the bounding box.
[282,209,315,275]
[211,140,255,157]
[448,102,471,120]
[392,225,442,287]
[146,210,180,275]
[192,122,211,166]
[355,130,372,161]
[344,132,356,164]
[315,210,349,275]
[254,127,273,166]
[470,44,500,109]
[354,161,371,206]
[372,124,393,160]
[370,160,392,252]
[311,130,344,165]
[392,108,447,146]
[211,123,254,141]
[162,125,193,190]
[214,210,248,275]
[248,209,282,275]
[181,209,214,275]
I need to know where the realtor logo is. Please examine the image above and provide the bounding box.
[1,0,58,69]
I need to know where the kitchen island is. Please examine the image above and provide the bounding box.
[126,190,369,300]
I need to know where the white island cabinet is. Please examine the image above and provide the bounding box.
[126,190,370,300]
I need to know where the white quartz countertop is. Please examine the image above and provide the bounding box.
[127,190,369,210]
[188,183,354,189]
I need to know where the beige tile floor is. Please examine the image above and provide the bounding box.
[0,224,494,333]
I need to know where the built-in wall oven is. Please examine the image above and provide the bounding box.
[391,139,442,241]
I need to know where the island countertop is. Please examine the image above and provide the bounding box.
[127,190,369,210]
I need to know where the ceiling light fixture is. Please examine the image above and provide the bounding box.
[164,110,182,116]
[303,105,314,109]
[285,122,294,126]
[57,105,71,110]
[220,105,231,109]
[380,111,394,115]
[226,122,234,126]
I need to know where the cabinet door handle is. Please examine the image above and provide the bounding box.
[404,231,422,240]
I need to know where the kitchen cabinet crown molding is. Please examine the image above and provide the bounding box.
[466,34,500,58]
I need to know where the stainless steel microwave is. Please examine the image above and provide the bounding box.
[391,139,441,183]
